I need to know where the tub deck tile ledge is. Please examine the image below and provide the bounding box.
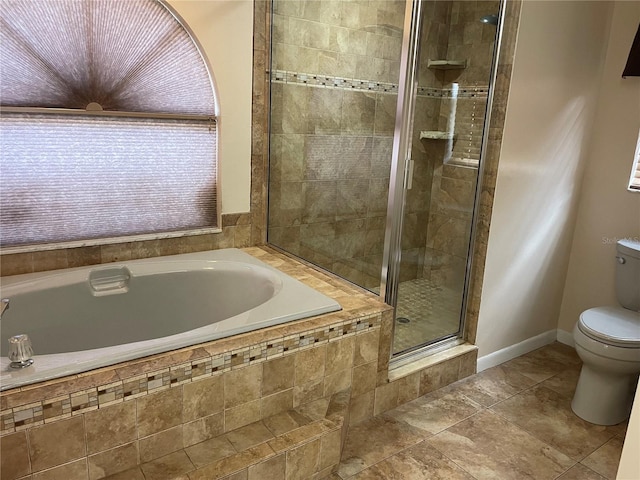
[0,247,390,433]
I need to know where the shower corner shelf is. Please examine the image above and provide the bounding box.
[427,59,467,70]
[420,130,455,140]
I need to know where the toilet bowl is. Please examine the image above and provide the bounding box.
[571,239,640,426]
[571,307,640,425]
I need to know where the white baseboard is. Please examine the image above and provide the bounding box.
[556,329,575,347]
[477,329,558,372]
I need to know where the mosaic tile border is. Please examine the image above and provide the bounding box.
[272,69,489,98]
[272,69,398,93]
[0,313,381,436]
[418,85,489,99]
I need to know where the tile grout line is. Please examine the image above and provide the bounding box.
[426,367,582,479]
[357,372,547,477]
[436,380,583,480]
[336,346,623,480]
[578,433,627,479]
[485,371,623,476]
[421,409,486,480]
[338,414,430,479]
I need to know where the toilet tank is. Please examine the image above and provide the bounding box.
[616,239,640,311]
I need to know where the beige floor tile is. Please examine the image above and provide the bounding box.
[556,464,606,480]
[103,467,146,480]
[428,410,574,480]
[446,363,538,407]
[140,451,195,480]
[534,343,582,366]
[322,474,343,480]
[580,435,625,479]
[337,415,425,478]
[383,389,483,435]
[33,459,88,480]
[349,440,475,479]
[501,343,581,383]
[540,368,581,399]
[608,420,629,438]
[491,385,619,461]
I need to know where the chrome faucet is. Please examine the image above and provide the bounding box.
[0,299,35,368]
[8,334,34,368]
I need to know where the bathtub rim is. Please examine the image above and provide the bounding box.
[0,248,342,391]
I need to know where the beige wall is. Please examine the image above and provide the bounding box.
[476,1,613,357]
[169,0,254,214]
[557,1,640,338]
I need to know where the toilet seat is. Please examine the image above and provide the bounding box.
[579,306,640,348]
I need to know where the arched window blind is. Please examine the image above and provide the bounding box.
[0,0,219,249]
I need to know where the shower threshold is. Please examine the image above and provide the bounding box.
[389,339,476,381]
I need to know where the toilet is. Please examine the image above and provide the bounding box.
[572,239,640,426]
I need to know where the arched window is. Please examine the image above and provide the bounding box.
[0,0,220,250]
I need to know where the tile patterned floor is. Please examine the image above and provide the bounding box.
[331,343,627,480]
[393,278,462,354]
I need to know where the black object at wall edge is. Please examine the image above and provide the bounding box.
[622,24,640,78]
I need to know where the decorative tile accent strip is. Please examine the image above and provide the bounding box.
[122,375,149,400]
[13,402,43,431]
[417,85,490,98]
[97,381,124,407]
[70,389,98,414]
[170,363,193,386]
[272,69,489,98]
[42,395,71,423]
[191,358,213,380]
[146,369,171,392]
[1,409,14,435]
[273,69,397,93]
[0,312,381,436]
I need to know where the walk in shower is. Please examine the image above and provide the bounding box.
[268,0,503,358]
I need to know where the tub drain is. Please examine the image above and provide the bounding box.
[397,317,411,324]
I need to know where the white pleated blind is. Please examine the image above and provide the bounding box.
[0,0,219,249]
[630,133,640,192]
[1,114,217,246]
[0,0,216,115]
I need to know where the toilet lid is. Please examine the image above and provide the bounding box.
[579,307,640,348]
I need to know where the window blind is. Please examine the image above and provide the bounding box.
[0,0,220,249]
[0,0,216,116]
[1,113,217,247]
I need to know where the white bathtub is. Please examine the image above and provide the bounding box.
[0,248,341,390]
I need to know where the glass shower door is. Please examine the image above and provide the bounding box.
[267,0,406,292]
[389,0,501,355]
[266,0,504,358]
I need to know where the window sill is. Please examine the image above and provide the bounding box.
[0,227,223,255]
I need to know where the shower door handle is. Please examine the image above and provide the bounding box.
[404,158,415,190]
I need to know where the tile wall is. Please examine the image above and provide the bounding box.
[0,214,254,277]
[421,0,499,291]
[267,0,501,297]
[268,0,406,290]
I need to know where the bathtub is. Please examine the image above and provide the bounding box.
[0,248,341,390]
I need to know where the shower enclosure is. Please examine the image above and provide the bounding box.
[268,0,503,358]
